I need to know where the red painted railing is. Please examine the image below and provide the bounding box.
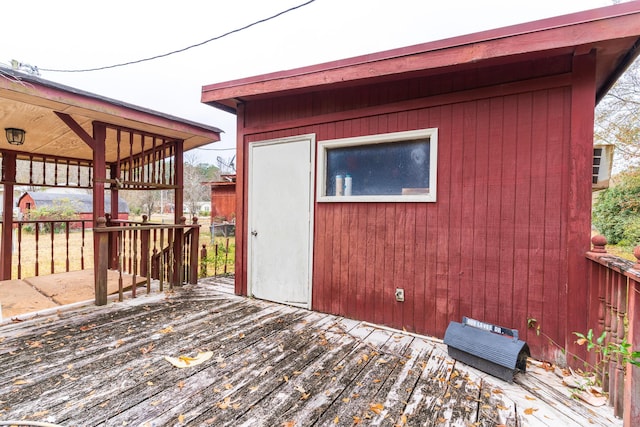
[0,218,92,279]
[586,235,640,426]
[94,216,201,304]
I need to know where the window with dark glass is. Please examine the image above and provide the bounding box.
[317,128,438,202]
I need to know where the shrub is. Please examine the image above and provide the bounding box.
[593,167,640,245]
[26,198,81,233]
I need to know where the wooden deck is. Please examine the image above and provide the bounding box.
[0,277,621,426]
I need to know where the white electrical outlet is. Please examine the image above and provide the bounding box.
[395,288,405,302]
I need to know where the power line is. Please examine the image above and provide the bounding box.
[40,0,316,73]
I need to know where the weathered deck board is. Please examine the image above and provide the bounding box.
[0,278,622,426]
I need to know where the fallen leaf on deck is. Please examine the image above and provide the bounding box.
[573,388,608,407]
[260,366,273,376]
[370,403,384,414]
[164,351,213,368]
[282,421,295,427]
[80,324,96,331]
[218,397,231,409]
[353,416,361,424]
[524,407,538,415]
[140,343,155,354]
[42,331,55,337]
[525,395,537,401]
[178,414,185,423]
[26,340,42,348]
[13,379,28,385]
[333,416,339,424]
[159,326,174,334]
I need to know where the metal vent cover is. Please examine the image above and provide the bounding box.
[444,317,530,382]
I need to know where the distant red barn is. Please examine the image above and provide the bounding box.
[208,174,236,222]
[201,3,640,363]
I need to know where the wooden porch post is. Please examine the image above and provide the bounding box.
[93,123,108,305]
[0,152,17,280]
[173,140,184,285]
[108,164,119,269]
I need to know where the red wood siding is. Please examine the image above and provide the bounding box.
[237,63,592,361]
[210,184,236,221]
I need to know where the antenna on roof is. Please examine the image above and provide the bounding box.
[216,155,236,174]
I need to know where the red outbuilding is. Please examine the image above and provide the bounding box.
[201,2,640,363]
[208,174,236,222]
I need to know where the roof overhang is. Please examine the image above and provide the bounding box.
[201,1,640,114]
[1,67,222,163]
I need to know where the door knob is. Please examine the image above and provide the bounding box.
[251,230,258,236]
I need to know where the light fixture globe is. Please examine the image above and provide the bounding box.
[5,128,25,145]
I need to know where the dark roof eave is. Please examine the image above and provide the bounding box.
[596,37,640,104]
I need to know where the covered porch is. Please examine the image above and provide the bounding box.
[0,67,221,303]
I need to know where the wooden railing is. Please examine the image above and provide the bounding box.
[0,218,92,279]
[586,235,640,426]
[199,237,234,277]
[94,216,200,304]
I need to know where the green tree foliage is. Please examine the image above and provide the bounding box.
[593,167,640,245]
[26,198,80,233]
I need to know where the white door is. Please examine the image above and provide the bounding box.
[248,135,314,307]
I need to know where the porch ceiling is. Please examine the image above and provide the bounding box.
[0,67,222,163]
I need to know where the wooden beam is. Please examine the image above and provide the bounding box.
[565,51,597,363]
[55,112,96,150]
[93,123,108,305]
[174,139,184,286]
[0,152,16,280]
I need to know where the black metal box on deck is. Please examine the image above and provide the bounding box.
[443,317,530,382]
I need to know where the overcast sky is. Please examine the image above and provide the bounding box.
[0,0,618,164]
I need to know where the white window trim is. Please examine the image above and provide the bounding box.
[317,128,438,203]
